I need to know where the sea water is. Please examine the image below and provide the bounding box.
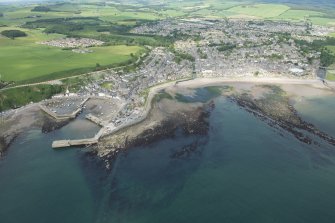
[1,94,335,223]
[0,118,100,223]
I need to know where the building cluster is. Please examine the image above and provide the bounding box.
[175,38,318,77]
[49,47,193,128]
[39,18,334,133]
[133,19,330,78]
[39,38,104,48]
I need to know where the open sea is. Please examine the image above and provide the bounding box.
[1,93,335,223]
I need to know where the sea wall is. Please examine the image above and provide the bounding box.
[96,98,215,159]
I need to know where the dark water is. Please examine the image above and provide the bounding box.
[0,118,100,223]
[1,95,335,223]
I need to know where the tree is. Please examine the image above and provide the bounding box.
[31,6,51,12]
[320,48,335,67]
[1,30,27,39]
[95,63,102,71]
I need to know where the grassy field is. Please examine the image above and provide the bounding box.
[0,2,162,85]
[325,47,335,81]
[2,2,335,27]
[228,4,290,18]
[273,9,335,26]
[190,8,236,18]
[222,3,335,25]
[327,45,335,54]
[326,70,335,81]
[0,84,63,111]
[309,17,335,26]
[0,27,143,82]
[275,9,324,20]
[0,3,160,26]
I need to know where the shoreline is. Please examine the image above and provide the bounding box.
[1,77,335,155]
[94,77,335,160]
[90,77,334,143]
[176,77,335,90]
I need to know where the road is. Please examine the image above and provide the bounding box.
[0,53,148,92]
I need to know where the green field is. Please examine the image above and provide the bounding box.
[326,70,335,81]
[0,2,167,85]
[190,8,236,18]
[273,9,335,26]
[0,27,143,82]
[325,47,335,81]
[0,84,63,111]
[327,45,335,54]
[309,17,335,26]
[275,9,324,20]
[222,3,335,25]
[228,4,290,18]
[0,4,159,23]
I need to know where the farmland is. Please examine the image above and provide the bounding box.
[0,3,154,84]
[275,9,324,20]
[0,27,143,83]
[228,4,290,18]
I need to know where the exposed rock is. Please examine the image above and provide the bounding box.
[231,85,335,146]
[41,116,72,133]
[96,100,215,159]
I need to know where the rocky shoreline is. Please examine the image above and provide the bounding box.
[87,83,335,168]
[0,134,17,157]
[94,85,335,167]
[230,85,335,147]
[41,116,72,134]
[1,80,334,162]
[0,105,72,156]
[94,97,215,165]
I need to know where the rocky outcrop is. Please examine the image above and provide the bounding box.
[41,116,72,133]
[231,85,335,146]
[96,100,215,159]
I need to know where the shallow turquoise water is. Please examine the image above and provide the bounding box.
[1,95,335,223]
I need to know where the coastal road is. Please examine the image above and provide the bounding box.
[0,53,148,92]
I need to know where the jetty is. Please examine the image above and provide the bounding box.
[52,125,106,149]
[52,138,98,148]
[86,113,105,126]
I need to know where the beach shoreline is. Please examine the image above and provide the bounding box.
[94,77,335,160]
[1,77,335,156]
